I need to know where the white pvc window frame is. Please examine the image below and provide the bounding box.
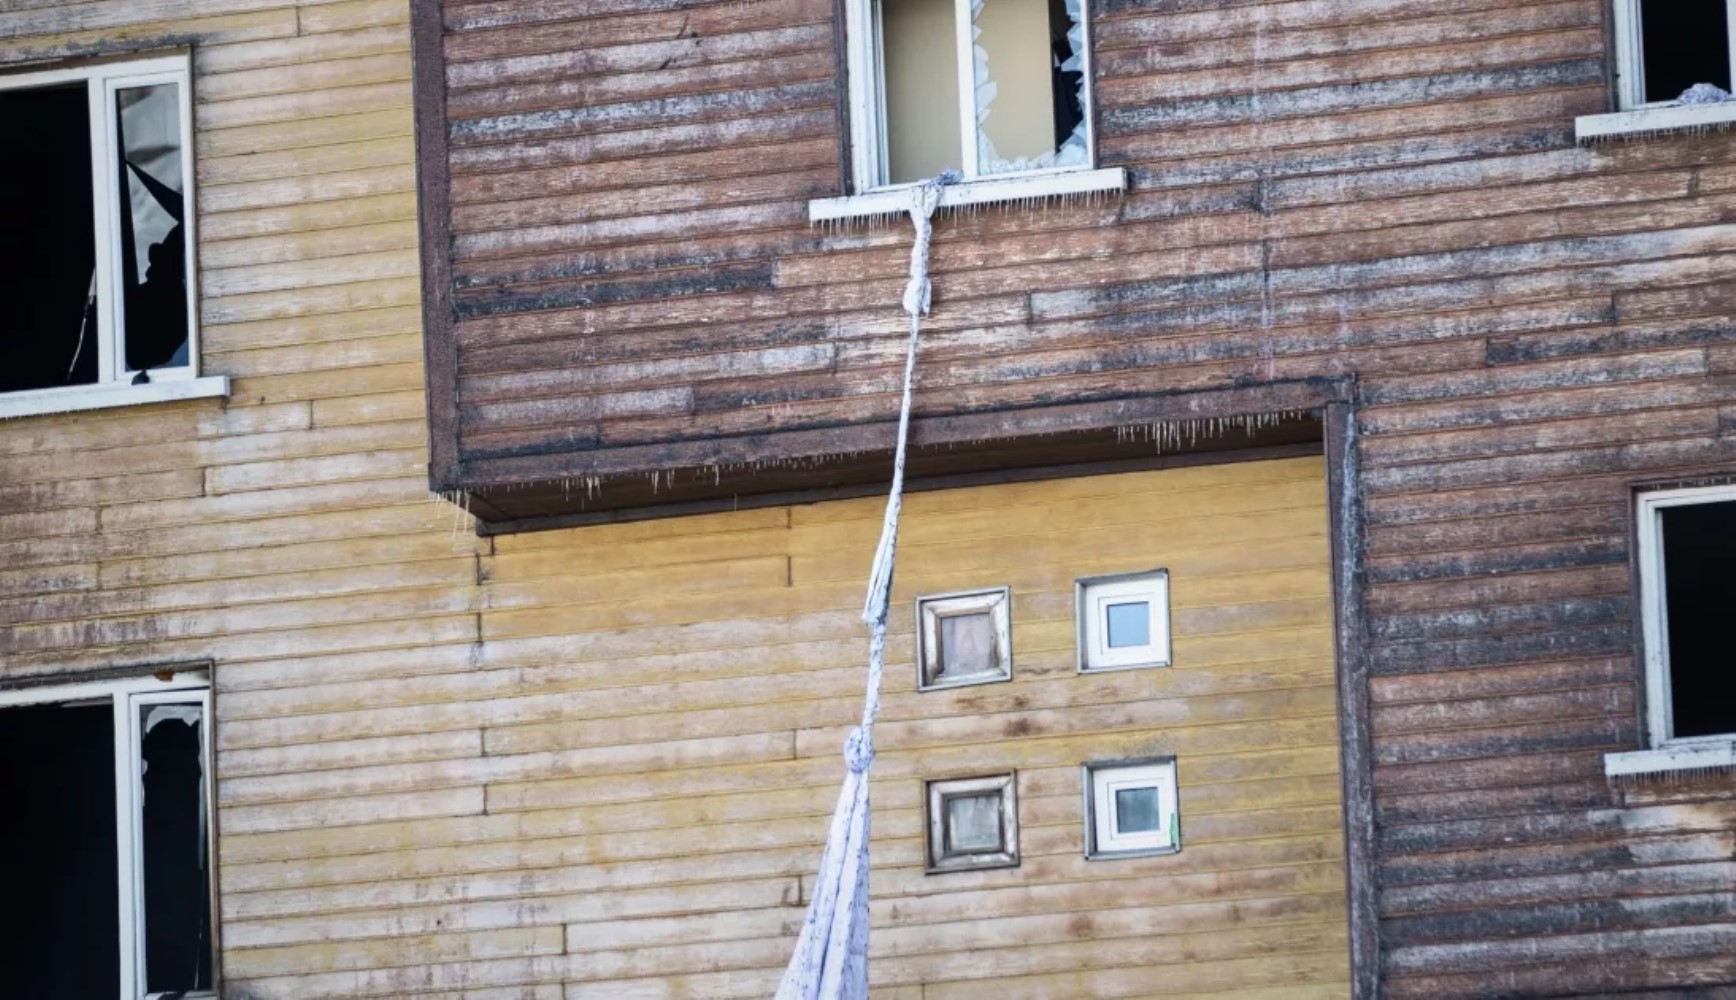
[1076,569,1171,673]
[843,0,1099,193]
[1083,756,1179,859]
[0,54,216,417]
[0,671,216,1000]
[1636,483,1736,749]
[1611,0,1736,110]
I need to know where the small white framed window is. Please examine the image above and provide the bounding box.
[1612,0,1736,110]
[925,772,1019,873]
[916,586,1013,691]
[843,0,1102,191]
[0,54,224,418]
[0,671,215,999]
[1076,569,1171,672]
[1083,757,1179,860]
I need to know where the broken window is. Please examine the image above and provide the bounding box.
[0,677,214,998]
[858,0,1093,187]
[1637,485,1736,744]
[0,56,196,399]
[1615,0,1736,107]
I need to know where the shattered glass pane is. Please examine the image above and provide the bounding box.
[1639,0,1731,103]
[0,84,99,393]
[139,702,212,994]
[972,0,1086,174]
[938,611,996,678]
[115,83,189,374]
[945,792,1003,852]
[881,0,963,183]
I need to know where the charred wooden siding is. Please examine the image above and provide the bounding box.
[418,0,1736,993]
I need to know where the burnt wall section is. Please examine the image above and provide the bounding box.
[418,0,1736,994]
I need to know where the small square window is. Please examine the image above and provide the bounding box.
[926,773,1018,873]
[1076,570,1170,672]
[1636,483,1736,746]
[916,587,1013,691]
[1084,758,1179,860]
[1612,0,1736,109]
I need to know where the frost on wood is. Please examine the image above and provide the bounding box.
[1112,409,1308,452]
[778,171,955,1000]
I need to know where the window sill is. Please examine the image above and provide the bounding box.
[809,167,1127,223]
[0,375,230,419]
[1604,740,1736,778]
[1575,102,1736,143]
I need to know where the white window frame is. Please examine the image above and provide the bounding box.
[1577,1,1736,141]
[1076,569,1171,673]
[0,54,228,419]
[812,0,1125,221]
[0,671,217,1000]
[915,586,1013,691]
[925,772,1019,873]
[1083,757,1179,860]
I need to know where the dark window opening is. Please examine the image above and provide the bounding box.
[140,704,212,994]
[0,702,120,995]
[1639,0,1732,103]
[1047,0,1084,147]
[1660,499,1736,738]
[0,84,99,394]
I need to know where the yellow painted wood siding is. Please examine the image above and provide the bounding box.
[0,4,1345,994]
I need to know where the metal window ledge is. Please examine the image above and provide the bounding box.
[1604,740,1736,777]
[1576,102,1736,142]
[0,375,230,419]
[809,167,1127,223]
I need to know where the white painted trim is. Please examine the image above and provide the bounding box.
[1576,101,1736,142]
[1605,741,1736,777]
[0,670,210,707]
[810,165,1125,222]
[1634,482,1736,748]
[1076,567,1171,673]
[0,374,228,419]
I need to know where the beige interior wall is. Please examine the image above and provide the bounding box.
[974,0,1058,164]
[882,0,962,183]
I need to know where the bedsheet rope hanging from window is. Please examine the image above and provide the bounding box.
[776,169,957,1000]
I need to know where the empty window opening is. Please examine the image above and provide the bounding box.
[869,0,1090,186]
[0,702,120,994]
[0,84,99,393]
[1658,498,1736,739]
[1642,0,1732,100]
[139,703,212,994]
[0,56,198,401]
[1639,0,1732,102]
[0,680,214,999]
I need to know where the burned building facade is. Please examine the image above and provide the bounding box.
[3,0,1736,995]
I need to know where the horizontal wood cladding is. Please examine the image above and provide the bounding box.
[411,0,1736,995]
[420,0,1736,536]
